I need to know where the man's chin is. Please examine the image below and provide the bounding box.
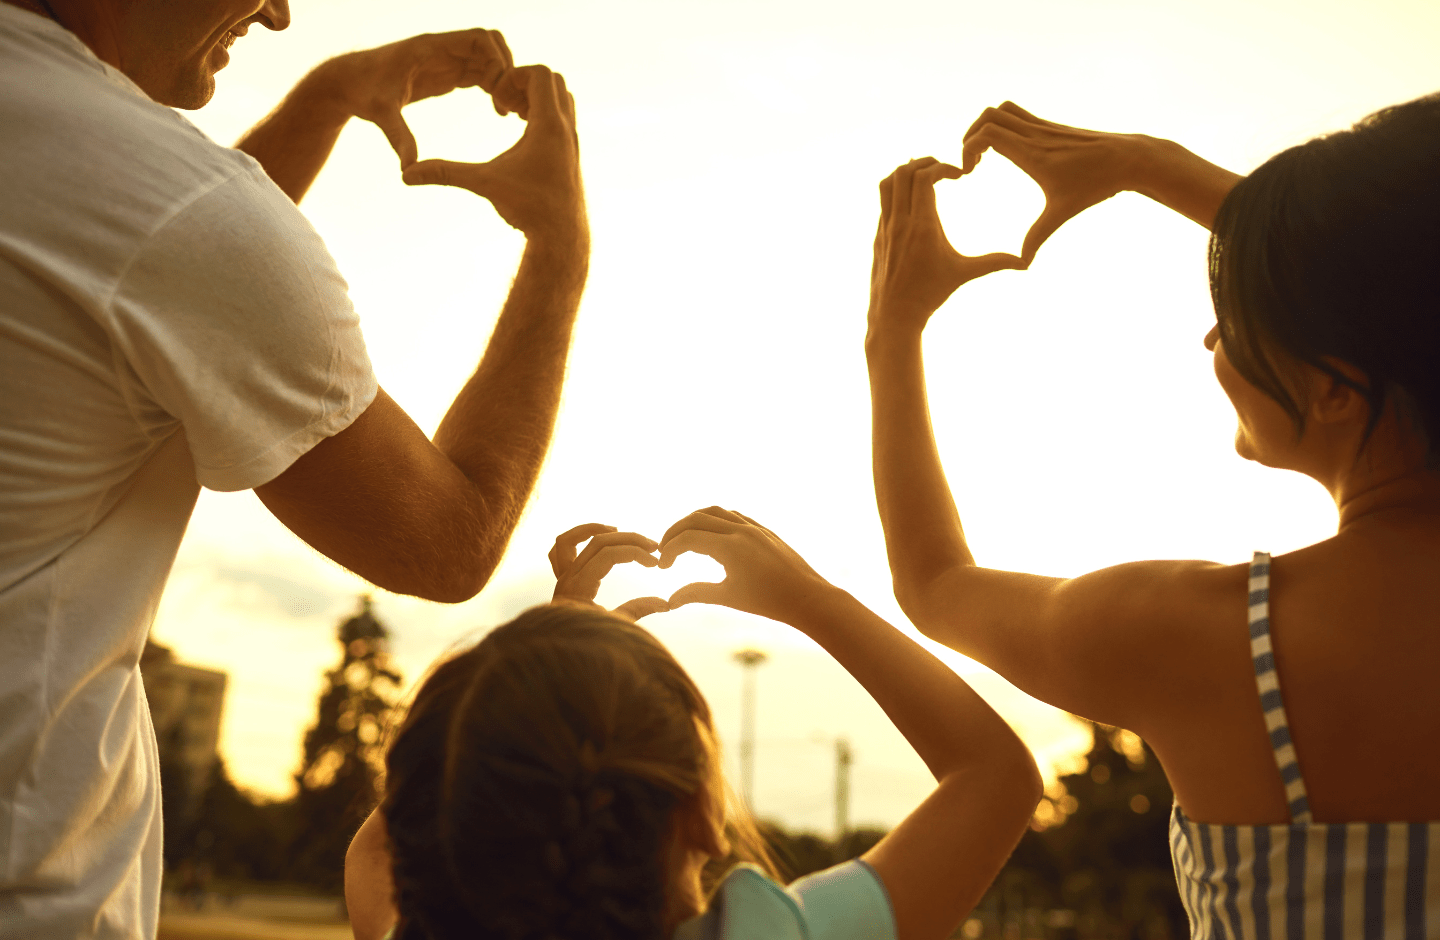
[152,72,218,110]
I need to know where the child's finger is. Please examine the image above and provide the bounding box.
[613,596,670,620]
[668,580,727,609]
[549,523,616,577]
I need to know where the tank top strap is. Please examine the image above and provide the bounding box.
[1248,551,1312,823]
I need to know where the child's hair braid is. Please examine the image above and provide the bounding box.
[382,604,775,940]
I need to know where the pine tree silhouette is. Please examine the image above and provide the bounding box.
[287,596,403,889]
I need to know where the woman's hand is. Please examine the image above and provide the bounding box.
[961,101,1238,255]
[550,524,669,620]
[867,158,1025,338]
[657,508,835,626]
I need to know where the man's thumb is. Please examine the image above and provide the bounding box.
[402,159,471,189]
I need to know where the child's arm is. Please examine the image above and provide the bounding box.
[865,158,1229,733]
[659,508,1043,940]
[345,810,398,940]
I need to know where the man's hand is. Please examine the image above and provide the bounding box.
[402,65,584,243]
[658,508,835,625]
[868,158,1024,337]
[550,524,669,620]
[322,29,522,169]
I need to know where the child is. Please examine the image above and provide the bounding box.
[344,509,1041,940]
[866,96,1440,938]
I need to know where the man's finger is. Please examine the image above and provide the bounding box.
[614,596,669,620]
[961,124,1039,178]
[510,65,565,130]
[966,251,1029,277]
[891,158,922,217]
[912,162,962,213]
[1021,201,1075,265]
[372,108,419,169]
[402,158,469,188]
[491,68,529,119]
[668,580,727,609]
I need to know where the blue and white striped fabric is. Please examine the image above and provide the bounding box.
[1169,552,1440,940]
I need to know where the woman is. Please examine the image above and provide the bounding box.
[867,96,1440,937]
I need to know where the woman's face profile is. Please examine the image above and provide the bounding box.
[1207,324,1297,469]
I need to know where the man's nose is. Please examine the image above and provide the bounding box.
[258,0,291,31]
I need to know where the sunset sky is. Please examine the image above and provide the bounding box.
[152,0,1440,834]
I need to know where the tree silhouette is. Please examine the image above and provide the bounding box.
[286,596,403,889]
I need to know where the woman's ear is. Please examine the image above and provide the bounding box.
[1307,357,1372,427]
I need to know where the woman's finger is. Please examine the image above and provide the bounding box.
[912,162,963,213]
[548,523,616,577]
[891,158,924,218]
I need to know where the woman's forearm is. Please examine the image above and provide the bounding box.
[866,326,974,612]
[1127,136,1242,230]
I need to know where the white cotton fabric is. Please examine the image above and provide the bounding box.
[0,6,377,938]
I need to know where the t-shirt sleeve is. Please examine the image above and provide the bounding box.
[789,859,897,940]
[106,166,377,492]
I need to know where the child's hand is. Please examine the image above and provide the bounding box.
[549,524,669,620]
[658,507,834,625]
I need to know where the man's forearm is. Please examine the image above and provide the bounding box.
[866,327,975,610]
[1128,137,1242,231]
[236,60,352,204]
[433,232,589,575]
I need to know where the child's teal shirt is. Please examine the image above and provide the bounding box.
[674,860,896,940]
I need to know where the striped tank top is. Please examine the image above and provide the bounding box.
[1169,552,1440,939]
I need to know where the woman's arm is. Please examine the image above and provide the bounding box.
[961,101,1241,262]
[345,810,398,940]
[659,508,1043,940]
[865,159,1226,730]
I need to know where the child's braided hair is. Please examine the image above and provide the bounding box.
[382,604,776,940]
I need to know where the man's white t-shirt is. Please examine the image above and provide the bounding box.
[0,7,378,937]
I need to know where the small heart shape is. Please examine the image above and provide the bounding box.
[939,151,1045,261]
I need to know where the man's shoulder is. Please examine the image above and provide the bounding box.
[0,5,263,224]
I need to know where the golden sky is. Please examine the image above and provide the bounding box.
[152,0,1440,833]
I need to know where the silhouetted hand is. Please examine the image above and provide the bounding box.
[325,29,523,170]
[403,65,584,242]
[658,508,832,625]
[868,157,1025,335]
[962,102,1146,265]
[550,523,668,620]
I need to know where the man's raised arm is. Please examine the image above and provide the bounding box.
[236,29,520,203]
[256,65,586,603]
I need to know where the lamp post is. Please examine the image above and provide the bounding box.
[835,736,853,840]
[732,648,768,809]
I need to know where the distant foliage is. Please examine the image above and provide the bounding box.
[286,596,404,890]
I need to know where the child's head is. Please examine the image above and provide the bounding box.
[382,602,772,940]
[1208,92,1440,458]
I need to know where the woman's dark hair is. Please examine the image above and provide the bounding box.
[1209,92,1440,456]
[381,604,777,940]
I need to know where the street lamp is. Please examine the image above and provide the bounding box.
[732,648,768,809]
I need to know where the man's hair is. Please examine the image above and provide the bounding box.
[1208,92,1440,459]
[382,604,778,940]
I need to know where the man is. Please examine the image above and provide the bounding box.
[0,0,589,935]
